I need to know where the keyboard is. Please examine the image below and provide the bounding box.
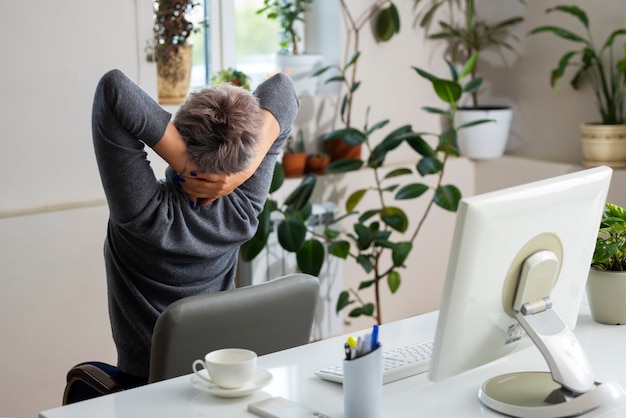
[315,341,433,385]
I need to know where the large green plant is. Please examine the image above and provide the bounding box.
[413,0,524,108]
[256,0,314,55]
[592,203,626,271]
[529,5,626,125]
[242,55,488,325]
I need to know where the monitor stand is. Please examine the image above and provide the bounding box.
[478,251,626,418]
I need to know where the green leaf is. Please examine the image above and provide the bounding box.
[358,278,376,290]
[269,162,285,193]
[434,185,462,212]
[375,6,395,42]
[381,206,408,232]
[411,66,438,82]
[387,271,401,294]
[354,223,374,250]
[348,303,375,318]
[416,156,443,176]
[463,76,483,94]
[326,159,364,173]
[384,167,413,179]
[457,118,494,130]
[324,227,341,239]
[392,242,412,267]
[336,290,353,313]
[458,52,479,80]
[284,174,316,211]
[322,128,367,146]
[357,254,373,273]
[406,134,436,157]
[277,219,307,252]
[359,209,380,223]
[329,240,350,259]
[395,183,429,200]
[296,239,325,276]
[433,79,462,104]
[346,189,367,212]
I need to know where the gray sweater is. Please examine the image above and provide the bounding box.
[92,69,298,377]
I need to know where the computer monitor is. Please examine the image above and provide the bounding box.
[428,166,622,417]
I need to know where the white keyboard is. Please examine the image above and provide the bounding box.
[315,341,433,385]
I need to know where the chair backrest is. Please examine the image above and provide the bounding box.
[148,273,320,383]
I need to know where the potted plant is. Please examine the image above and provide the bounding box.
[529,5,626,168]
[313,0,401,162]
[241,55,482,325]
[305,152,331,175]
[413,0,524,159]
[210,68,251,90]
[282,131,308,177]
[152,0,199,104]
[587,203,626,325]
[256,0,323,96]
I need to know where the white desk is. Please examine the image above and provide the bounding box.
[40,305,626,418]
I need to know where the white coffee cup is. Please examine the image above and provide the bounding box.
[192,348,257,389]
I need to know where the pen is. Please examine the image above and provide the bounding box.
[345,342,352,360]
[371,325,379,350]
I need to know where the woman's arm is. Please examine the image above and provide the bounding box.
[153,109,280,206]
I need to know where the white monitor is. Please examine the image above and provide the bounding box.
[428,166,621,417]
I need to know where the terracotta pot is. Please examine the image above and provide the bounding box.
[156,44,193,105]
[586,268,626,325]
[325,139,362,162]
[305,155,330,174]
[580,123,626,168]
[282,153,307,177]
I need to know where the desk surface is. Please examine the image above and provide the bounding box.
[40,305,626,418]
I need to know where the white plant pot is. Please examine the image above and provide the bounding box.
[274,53,323,97]
[456,107,513,160]
[586,268,626,325]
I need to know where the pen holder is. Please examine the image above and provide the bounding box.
[343,344,382,418]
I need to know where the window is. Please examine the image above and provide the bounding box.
[188,0,338,92]
[189,0,281,89]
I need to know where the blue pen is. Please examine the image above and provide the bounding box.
[371,325,379,350]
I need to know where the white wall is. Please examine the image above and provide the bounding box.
[1,0,625,417]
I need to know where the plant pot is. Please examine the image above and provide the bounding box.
[275,54,323,97]
[580,123,626,168]
[586,268,626,325]
[156,44,193,105]
[306,155,330,174]
[282,152,307,177]
[456,107,513,160]
[325,139,362,162]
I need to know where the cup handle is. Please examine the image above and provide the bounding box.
[192,359,211,382]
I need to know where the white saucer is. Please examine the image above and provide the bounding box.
[190,368,273,398]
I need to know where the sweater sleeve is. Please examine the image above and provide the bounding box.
[254,72,300,155]
[92,69,173,223]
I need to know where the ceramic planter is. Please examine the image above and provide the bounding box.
[586,268,626,325]
[580,123,626,168]
[325,139,362,162]
[305,154,330,175]
[282,153,307,177]
[156,44,193,105]
[456,107,513,160]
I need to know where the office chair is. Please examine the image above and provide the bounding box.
[63,273,320,405]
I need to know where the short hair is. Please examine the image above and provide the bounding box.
[173,83,263,175]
